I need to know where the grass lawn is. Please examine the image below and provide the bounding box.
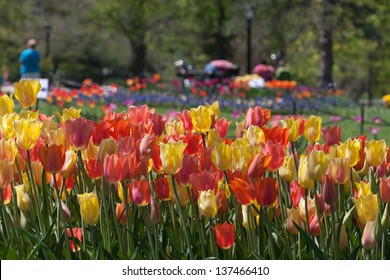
[33,99,390,143]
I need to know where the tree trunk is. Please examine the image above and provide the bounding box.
[319,0,334,88]
[128,38,147,77]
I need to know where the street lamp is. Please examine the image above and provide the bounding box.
[245,4,254,74]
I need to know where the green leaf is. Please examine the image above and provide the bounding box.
[292,221,326,260]
[0,241,20,259]
[348,246,360,260]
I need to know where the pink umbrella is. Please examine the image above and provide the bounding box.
[253,64,275,80]
[210,60,236,69]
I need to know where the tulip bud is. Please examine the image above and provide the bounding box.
[361,221,376,250]
[215,188,229,215]
[15,184,32,212]
[286,208,301,234]
[380,177,390,203]
[61,201,72,221]
[322,174,337,206]
[77,192,100,226]
[309,215,320,236]
[381,204,389,231]
[369,168,379,194]
[198,190,218,218]
[337,223,348,250]
[150,196,162,224]
[115,202,127,224]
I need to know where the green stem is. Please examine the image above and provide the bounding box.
[142,207,156,260]
[110,186,125,257]
[304,190,311,236]
[330,209,339,259]
[313,182,325,251]
[171,175,193,259]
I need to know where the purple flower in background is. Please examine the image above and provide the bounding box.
[122,99,135,107]
[372,116,381,124]
[353,116,363,123]
[231,109,242,119]
[329,115,342,122]
[368,127,380,135]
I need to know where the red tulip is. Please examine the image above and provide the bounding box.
[290,180,305,208]
[246,153,271,179]
[153,177,170,201]
[229,176,256,205]
[103,154,122,184]
[214,222,235,249]
[65,118,94,151]
[215,118,231,138]
[322,125,341,146]
[263,126,290,149]
[175,154,198,186]
[380,177,390,203]
[86,159,103,180]
[245,106,271,128]
[262,140,285,172]
[255,177,278,207]
[322,174,337,206]
[67,227,82,252]
[129,178,151,206]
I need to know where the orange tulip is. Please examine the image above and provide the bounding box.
[65,118,94,151]
[38,144,65,174]
[86,159,103,180]
[103,154,122,184]
[255,177,278,207]
[115,202,127,224]
[2,184,12,205]
[290,180,305,208]
[129,178,151,206]
[262,140,285,172]
[247,152,270,179]
[0,159,14,189]
[263,126,289,149]
[229,176,256,205]
[214,222,235,249]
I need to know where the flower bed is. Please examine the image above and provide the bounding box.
[0,80,389,260]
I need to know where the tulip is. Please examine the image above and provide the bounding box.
[322,174,337,206]
[97,137,119,163]
[352,194,378,226]
[214,222,235,249]
[2,184,12,205]
[365,140,387,167]
[129,178,151,207]
[13,79,41,108]
[337,138,361,167]
[255,177,278,207]
[206,101,220,119]
[322,125,341,146]
[82,140,99,162]
[13,118,43,150]
[159,141,187,175]
[61,201,71,221]
[169,177,189,206]
[262,140,285,172]
[281,116,305,142]
[78,192,99,225]
[304,115,322,143]
[65,118,94,151]
[0,138,17,164]
[361,221,376,250]
[290,180,305,208]
[246,152,270,179]
[0,159,14,189]
[19,109,39,120]
[298,196,316,222]
[328,158,350,184]
[61,150,78,178]
[153,177,171,201]
[355,181,371,197]
[298,156,314,190]
[263,126,290,149]
[279,155,296,182]
[15,184,32,212]
[189,105,212,133]
[60,108,82,123]
[286,208,302,234]
[309,215,321,236]
[307,150,329,181]
[212,140,232,171]
[0,113,19,139]
[380,177,390,203]
[115,202,127,224]
[103,154,123,184]
[150,196,162,224]
[337,223,348,250]
[232,140,260,173]
[206,129,222,147]
[176,109,194,132]
[245,106,271,128]
[0,94,14,116]
[85,159,103,180]
[215,188,229,214]
[174,154,198,186]
[243,125,265,146]
[67,227,82,252]
[229,176,256,205]
[215,117,231,138]
[189,170,221,198]
[198,190,218,218]
[38,144,66,174]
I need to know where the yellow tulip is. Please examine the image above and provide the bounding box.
[206,128,222,147]
[231,139,259,173]
[365,140,386,167]
[0,113,19,139]
[304,115,322,143]
[45,127,68,147]
[198,190,218,218]
[307,150,329,181]
[337,138,361,167]
[286,208,302,234]
[78,192,100,225]
[242,204,260,229]
[328,158,350,184]
[61,150,78,178]
[352,194,378,226]
[298,156,314,190]
[355,181,372,197]
[19,109,39,120]
[82,140,99,161]
[243,125,265,146]
[0,94,14,116]
[15,184,32,212]
[97,138,118,163]
[279,155,296,182]
[212,140,232,171]
[165,120,184,136]
[57,107,82,124]
[159,141,187,175]
[168,177,189,206]
[189,105,212,134]
[0,138,17,164]
[281,116,304,142]
[13,118,43,150]
[13,80,41,108]
[205,101,220,119]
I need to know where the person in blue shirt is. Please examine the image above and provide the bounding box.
[19,38,41,78]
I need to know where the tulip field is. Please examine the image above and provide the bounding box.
[1,79,390,260]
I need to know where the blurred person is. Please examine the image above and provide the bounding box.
[19,38,41,79]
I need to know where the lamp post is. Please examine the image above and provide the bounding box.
[245,4,254,74]
[44,24,51,58]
